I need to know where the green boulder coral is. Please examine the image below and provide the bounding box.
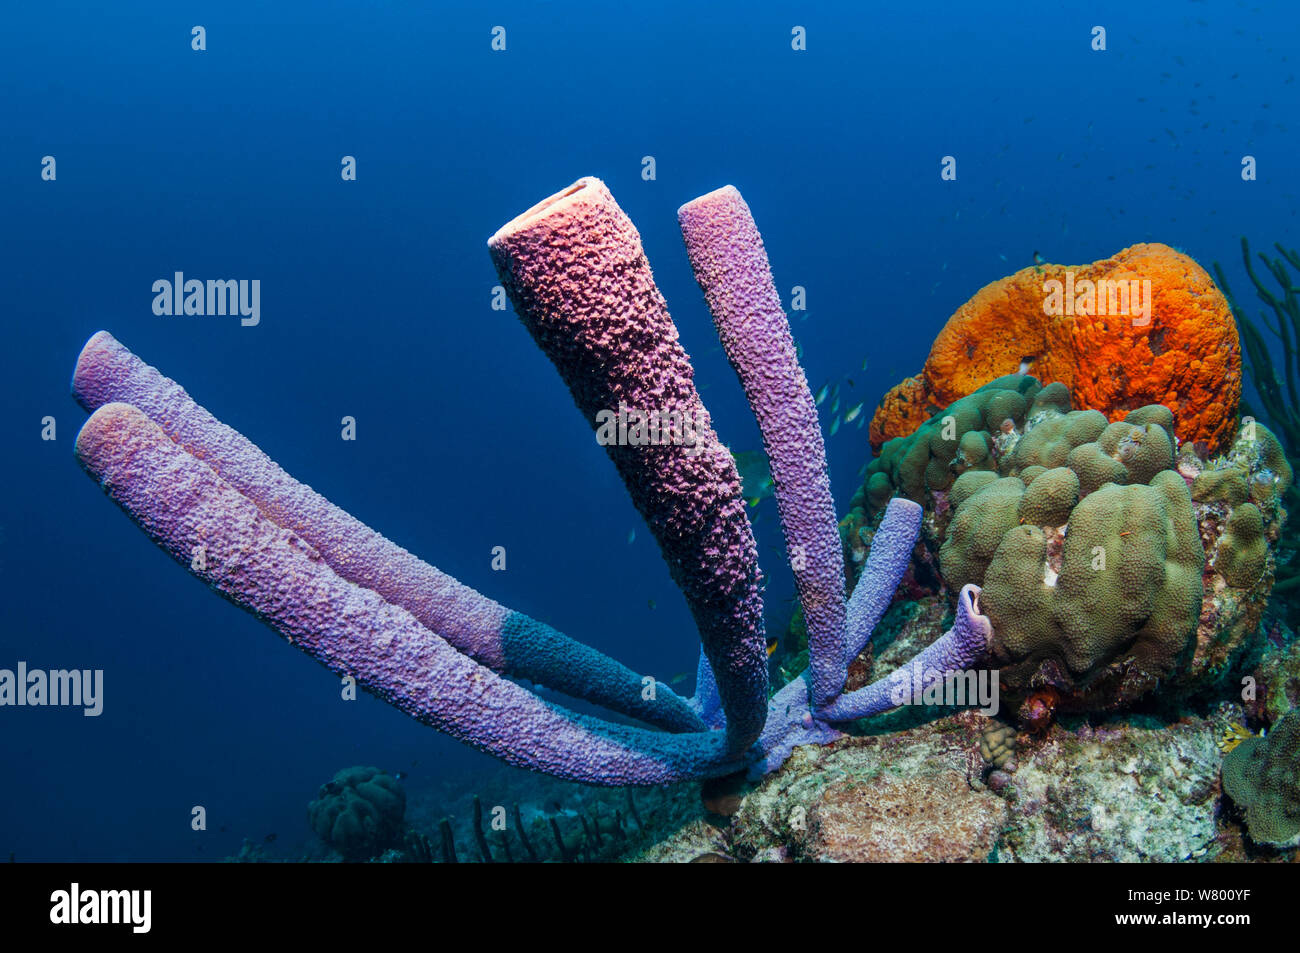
[308,766,406,861]
[841,376,1286,713]
[1012,407,1107,471]
[1222,710,1300,847]
[1216,503,1268,588]
[980,471,1203,706]
[867,373,1042,505]
[1017,466,1079,526]
[1191,467,1249,507]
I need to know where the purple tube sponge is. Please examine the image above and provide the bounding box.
[71,330,703,734]
[690,648,725,730]
[821,585,994,723]
[69,177,998,788]
[678,186,848,712]
[752,675,843,778]
[74,403,741,785]
[488,177,768,753]
[844,497,922,661]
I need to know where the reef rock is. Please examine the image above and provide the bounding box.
[639,711,1240,863]
[729,716,1006,863]
[1245,618,1300,728]
[998,720,1222,862]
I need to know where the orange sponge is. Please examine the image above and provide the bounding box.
[870,244,1241,454]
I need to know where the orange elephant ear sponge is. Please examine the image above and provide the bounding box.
[870,243,1241,455]
[867,374,929,454]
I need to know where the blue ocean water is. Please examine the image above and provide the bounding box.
[1,0,1296,860]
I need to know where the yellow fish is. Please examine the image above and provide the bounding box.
[766,637,779,657]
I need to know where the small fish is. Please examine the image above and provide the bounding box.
[766,637,779,657]
[264,833,278,843]
[814,382,830,406]
[860,357,869,371]
[856,414,866,429]
[843,401,865,424]
[669,671,691,686]
[647,598,656,610]
[627,529,636,544]
[732,450,775,502]
[794,340,803,360]
[830,416,842,436]
[830,395,840,415]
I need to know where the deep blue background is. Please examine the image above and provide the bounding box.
[1,0,1297,860]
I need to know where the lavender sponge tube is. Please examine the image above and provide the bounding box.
[820,584,993,723]
[678,185,848,711]
[74,402,742,785]
[71,330,702,734]
[488,177,769,753]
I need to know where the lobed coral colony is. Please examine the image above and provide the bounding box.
[70,177,1300,860]
[847,376,1289,714]
[1222,709,1300,847]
